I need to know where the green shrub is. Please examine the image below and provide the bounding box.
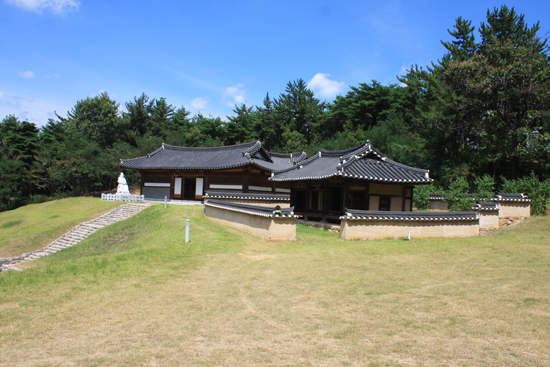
[413,184,433,210]
[29,195,53,204]
[474,174,495,202]
[445,177,472,211]
[501,172,550,215]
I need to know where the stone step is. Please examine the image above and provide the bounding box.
[48,244,66,250]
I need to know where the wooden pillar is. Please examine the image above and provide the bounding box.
[402,185,406,211]
[343,182,350,212]
[170,171,175,199]
[305,184,310,221]
[365,182,370,210]
[243,171,249,193]
[409,186,414,211]
[322,182,328,221]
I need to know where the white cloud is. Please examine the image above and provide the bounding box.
[191,97,208,110]
[224,84,245,107]
[45,73,60,78]
[0,91,68,126]
[19,70,35,79]
[307,73,346,99]
[6,0,80,13]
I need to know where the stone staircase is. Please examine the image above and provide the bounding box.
[1,203,149,272]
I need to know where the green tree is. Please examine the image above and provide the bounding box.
[319,81,403,142]
[60,92,123,149]
[226,104,257,145]
[444,177,472,211]
[148,97,175,139]
[255,93,280,151]
[122,93,154,146]
[475,7,550,178]
[473,174,495,201]
[273,79,325,148]
[0,115,40,210]
[193,114,225,146]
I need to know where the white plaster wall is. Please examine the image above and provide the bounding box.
[428,201,449,211]
[340,219,479,240]
[497,202,530,218]
[478,211,499,229]
[204,205,296,240]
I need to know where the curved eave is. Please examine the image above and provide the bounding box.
[204,200,299,219]
[120,159,284,172]
[270,172,432,183]
[492,199,531,202]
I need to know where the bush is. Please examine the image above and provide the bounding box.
[474,174,495,202]
[444,177,472,211]
[28,195,53,205]
[413,184,433,210]
[501,172,550,215]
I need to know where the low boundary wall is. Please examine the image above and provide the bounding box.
[428,193,531,220]
[204,190,290,208]
[493,193,531,218]
[339,209,479,240]
[428,194,449,210]
[101,193,145,202]
[204,200,298,240]
[472,202,499,229]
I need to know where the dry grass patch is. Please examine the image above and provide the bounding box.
[1,205,549,366]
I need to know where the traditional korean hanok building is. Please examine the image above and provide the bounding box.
[269,141,433,222]
[119,141,306,201]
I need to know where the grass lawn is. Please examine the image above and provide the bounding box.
[1,201,549,366]
[0,197,123,258]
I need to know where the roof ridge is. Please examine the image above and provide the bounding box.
[163,141,257,152]
[319,141,370,158]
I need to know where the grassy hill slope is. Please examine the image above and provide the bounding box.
[1,202,549,366]
[0,197,122,257]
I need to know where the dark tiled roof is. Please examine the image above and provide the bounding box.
[429,193,489,201]
[120,141,302,172]
[429,193,446,200]
[492,192,531,202]
[340,209,478,221]
[270,141,432,184]
[204,190,290,201]
[430,192,531,203]
[472,201,499,211]
[205,199,299,218]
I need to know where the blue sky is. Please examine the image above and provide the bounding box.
[1,0,549,127]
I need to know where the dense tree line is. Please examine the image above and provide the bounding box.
[1,6,549,212]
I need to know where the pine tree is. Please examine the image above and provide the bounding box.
[273,79,325,148]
